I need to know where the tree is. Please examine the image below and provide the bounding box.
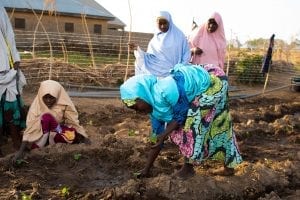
[245,38,267,50]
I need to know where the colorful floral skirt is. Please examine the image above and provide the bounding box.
[170,65,243,168]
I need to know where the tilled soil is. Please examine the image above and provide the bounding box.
[0,89,299,200]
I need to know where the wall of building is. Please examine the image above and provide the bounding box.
[7,11,154,55]
[8,11,109,35]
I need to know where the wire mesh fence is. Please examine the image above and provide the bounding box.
[16,30,300,95]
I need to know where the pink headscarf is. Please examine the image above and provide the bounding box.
[189,12,226,69]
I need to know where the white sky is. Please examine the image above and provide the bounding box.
[95,0,300,43]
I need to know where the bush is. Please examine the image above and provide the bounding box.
[236,53,265,85]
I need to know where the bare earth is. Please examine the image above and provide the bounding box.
[0,87,299,200]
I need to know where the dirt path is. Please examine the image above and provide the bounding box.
[0,89,299,199]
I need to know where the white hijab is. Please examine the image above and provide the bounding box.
[142,11,191,77]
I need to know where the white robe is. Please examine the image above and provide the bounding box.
[0,6,26,102]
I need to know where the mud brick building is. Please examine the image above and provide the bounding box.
[0,0,125,35]
[0,0,152,55]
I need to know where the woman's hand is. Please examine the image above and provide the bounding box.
[151,133,167,149]
[128,42,137,51]
[150,121,179,149]
[83,137,91,145]
[11,142,28,164]
[191,47,203,55]
[13,61,20,70]
[12,150,24,164]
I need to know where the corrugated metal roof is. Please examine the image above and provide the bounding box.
[0,0,115,19]
[108,16,126,26]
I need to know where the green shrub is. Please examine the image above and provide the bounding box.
[236,54,265,85]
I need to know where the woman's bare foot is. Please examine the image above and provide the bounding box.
[209,166,235,176]
[49,132,56,145]
[173,163,195,179]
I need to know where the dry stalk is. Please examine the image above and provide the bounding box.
[52,3,68,62]
[118,33,124,63]
[25,0,54,80]
[81,13,96,69]
[124,0,132,81]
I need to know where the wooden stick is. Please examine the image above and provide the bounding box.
[81,13,96,69]
[124,0,132,82]
[26,2,53,80]
[262,72,269,94]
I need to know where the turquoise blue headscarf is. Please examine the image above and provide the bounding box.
[120,74,157,106]
[120,64,211,122]
[120,74,179,122]
[171,64,210,102]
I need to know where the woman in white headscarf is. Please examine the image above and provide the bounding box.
[128,11,191,78]
[13,80,90,162]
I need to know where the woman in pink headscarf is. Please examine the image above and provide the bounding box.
[188,12,226,69]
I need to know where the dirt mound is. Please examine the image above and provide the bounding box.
[0,90,299,199]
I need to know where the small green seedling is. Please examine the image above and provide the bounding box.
[61,186,70,197]
[73,153,82,161]
[128,129,135,136]
[133,172,144,179]
[133,172,141,177]
[16,159,28,166]
[21,193,32,200]
[150,135,157,143]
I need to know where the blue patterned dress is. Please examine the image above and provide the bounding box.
[120,63,242,168]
